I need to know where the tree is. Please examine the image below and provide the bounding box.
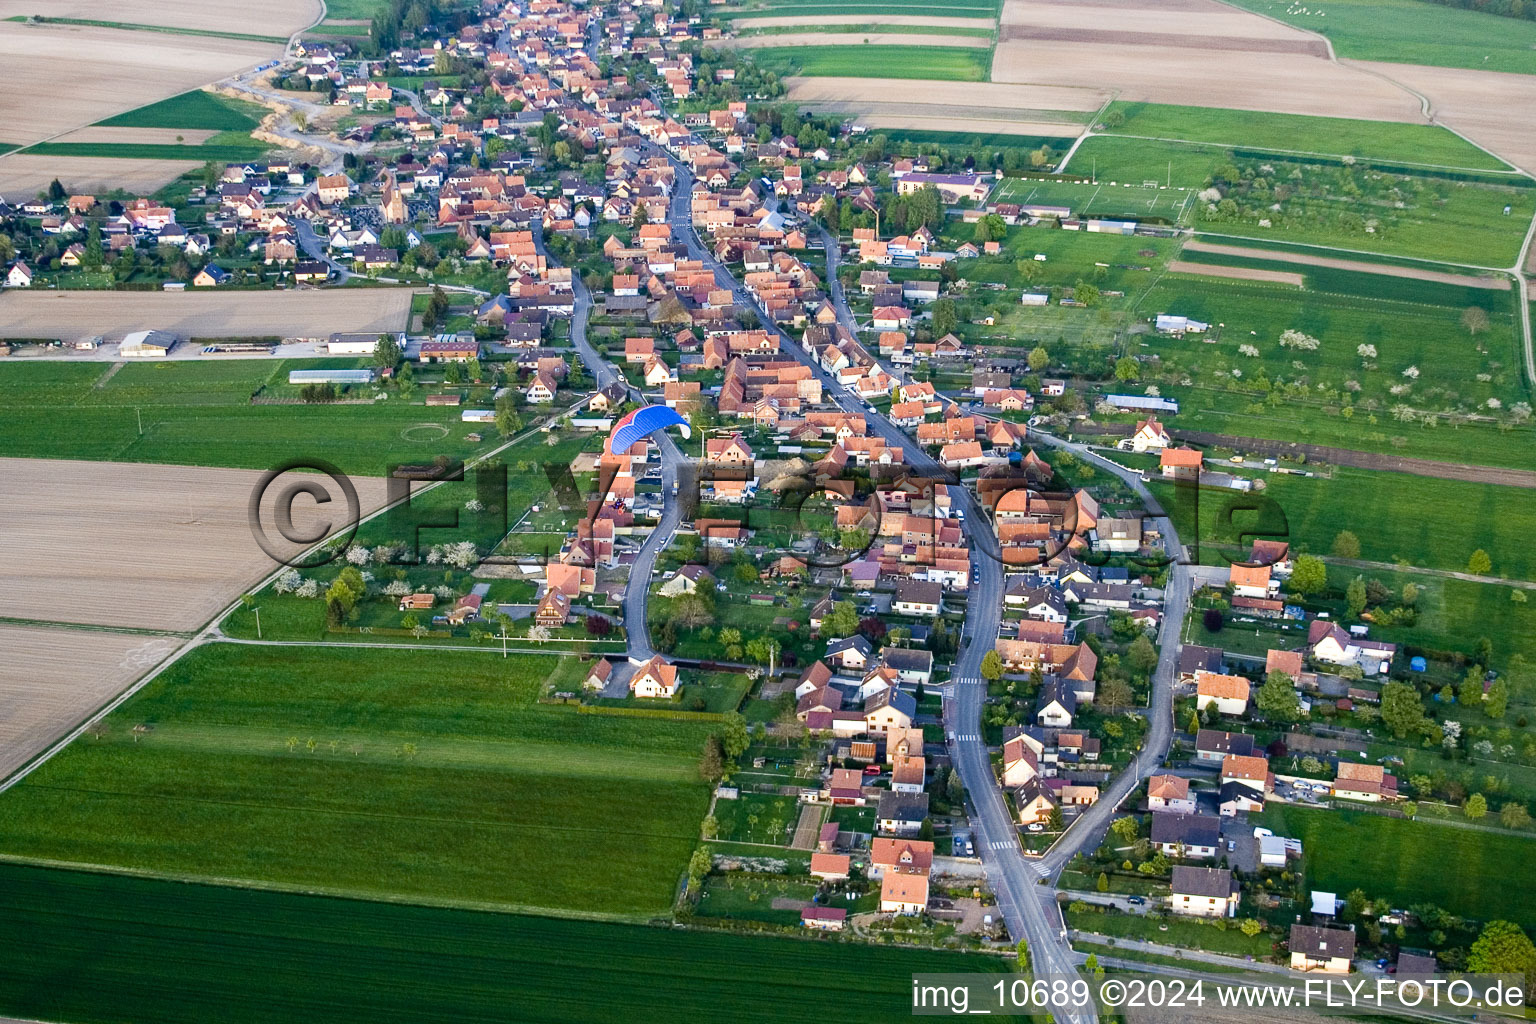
[1380,681,1429,738]
[946,768,964,805]
[1096,872,1109,892]
[1109,815,1139,845]
[1015,939,1031,972]
[1465,793,1489,819]
[1185,709,1201,735]
[1487,678,1509,719]
[1128,634,1158,675]
[858,616,887,643]
[374,333,401,368]
[400,611,419,631]
[1346,576,1368,617]
[1027,345,1050,373]
[1468,921,1536,994]
[1098,678,1134,715]
[1256,671,1302,723]
[1203,608,1224,633]
[931,298,959,339]
[980,649,1004,682]
[1331,530,1361,559]
[1240,918,1264,937]
[1462,306,1491,336]
[1073,281,1101,307]
[584,614,612,637]
[47,178,66,202]
[699,734,727,782]
[821,601,859,638]
[494,392,522,437]
[1289,555,1328,596]
[718,713,750,761]
[687,847,713,892]
[1113,356,1140,382]
[1501,801,1533,830]
[1469,549,1493,575]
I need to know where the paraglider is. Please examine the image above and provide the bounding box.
[607,404,691,455]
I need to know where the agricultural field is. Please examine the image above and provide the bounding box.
[723,31,992,49]
[746,44,992,81]
[0,863,989,1024]
[0,0,319,37]
[1150,465,1536,580]
[95,89,266,131]
[0,456,388,631]
[1254,804,1536,930]
[0,644,717,916]
[1223,0,1536,74]
[1373,63,1536,177]
[0,153,203,198]
[713,0,1000,19]
[0,625,179,781]
[1098,102,1513,172]
[0,359,491,476]
[0,289,414,342]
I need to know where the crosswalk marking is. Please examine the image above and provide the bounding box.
[989,840,1014,850]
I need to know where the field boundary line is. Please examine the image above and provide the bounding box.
[1089,130,1520,177]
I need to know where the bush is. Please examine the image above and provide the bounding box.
[1203,608,1224,633]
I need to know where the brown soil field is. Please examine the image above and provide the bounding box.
[858,114,1085,138]
[0,0,319,35]
[1166,260,1305,286]
[992,0,1421,122]
[0,155,201,199]
[0,21,281,146]
[49,127,220,145]
[786,76,1108,113]
[1355,61,1536,175]
[0,458,389,632]
[0,289,416,341]
[0,624,181,781]
[733,14,987,29]
[1182,240,1513,289]
[718,31,990,48]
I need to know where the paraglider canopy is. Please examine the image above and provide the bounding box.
[608,404,691,455]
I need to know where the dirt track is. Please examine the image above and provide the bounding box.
[1166,260,1304,287]
[0,289,416,341]
[1183,240,1512,289]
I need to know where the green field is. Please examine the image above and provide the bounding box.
[96,90,264,131]
[1101,102,1513,172]
[1316,565,1536,663]
[26,137,272,162]
[315,0,388,17]
[993,176,1193,222]
[1254,804,1536,928]
[0,360,495,476]
[0,863,991,1024]
[737,21,995,36]
[745,44,991,81]
[1152,466,1536,580]
[716,0,999,18]
[1224,0,1536,73]
[0,644,716,916]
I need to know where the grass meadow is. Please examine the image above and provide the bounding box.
[715,0,999,18]
[1223,0,1536,74]
[1101,102,1513,172]
[1150,465,1536,579]
[1254,804,1536,929]
[0,360,495,476]
[0,863,992,1024]
[0,645,717,916]
[96,90,265,131]
[745,44,991,80]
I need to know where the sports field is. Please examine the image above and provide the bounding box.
[0,644,716,916]
[1224,0,1536,74]
[0,360,488,477]
[746,44,991,80]
[0,863,991,1024]
[993,177,1192,222]
[1254,804,1536,930]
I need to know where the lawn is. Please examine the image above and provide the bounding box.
[1065,906,1274,956]
[1101,102,1513,172]
[96,90,265,131]
[1223,0,1536,74]
[696,872,822,926]
[1149,465,1536,580]
[715,0,999,18]
[745,44,991,81]
[1253,804,1536,929]
[0,644,719,917]
[713,791,802,846]
[0,863,992,1024]
[0,359,495,476]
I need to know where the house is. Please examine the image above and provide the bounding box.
[192,264,231,287]
[1220,780,1267,816]
[526,372,558,404]
[869,838,934,878]
[876,790,929,835]
[1036,680,1078,728]
[704,434,754,465]
[1195,729,1255,763]
[583,659,613,692]
[1230,562,1277,599]
[1151,812,1222,860]
[1196,673,1251,716]
[1060,784,1099,809]
[890,754,926,794]
[881,647,933,686]
[1179,645,1226,683]
[826,634,872,671]
[1096,516,1143,554]
[1290,924,1354,974]
[1221,754,1272,794]
[824,767,867,805]
[5,261,34,288]
[864,688,916,734]
[629,655,678,698]
[1147,774,1196,814]
[892,579,942,618]
[658,565,714,597]
[1016,780,1057,825]
[1002,736,1040,787]
[801,906,847,931]
[810,852,851,881]
[447,593,482,625]
[316,173,351,204]
[1266,648,1305,679]
[880,871,929,915]
[418,340,479,363]
[398,593,435,612]
[1332,762,1399,802]
[1309,620,1396,673]
[533,588,570,628]
[1129,416,1172,452]
[1169,867,1239,918]
[886,727,925,766]
[1160,447,1203,479]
